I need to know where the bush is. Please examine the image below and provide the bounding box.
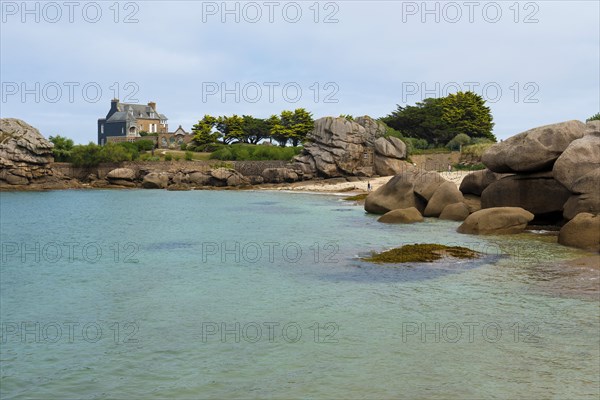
[462,142,494,158]
[164,153,173,161]
[180,143,187,150]
[185,151,193,161]
[587,112,600,122]
[69,142,139,167]
[135,140,155,152]
[404,137,430,150]
[209,144,302,161]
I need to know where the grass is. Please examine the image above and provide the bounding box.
[362,243,480,264]
[452,163,486,171]
[156,150,211,161]
[343,193,368,201]
[462,142,494,158]
[410,147,453,155]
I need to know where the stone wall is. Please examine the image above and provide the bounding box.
[410,152,461,171]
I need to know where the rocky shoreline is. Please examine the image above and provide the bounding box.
[1,117,599,254]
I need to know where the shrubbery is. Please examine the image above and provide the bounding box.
[69,142,139,167]
[209,143,302,161]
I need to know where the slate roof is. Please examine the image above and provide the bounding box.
[105,103,168,123]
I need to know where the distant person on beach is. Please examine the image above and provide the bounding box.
[367,182,371,192]
[448,164,452,172]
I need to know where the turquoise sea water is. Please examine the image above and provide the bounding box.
[1,190,598,399]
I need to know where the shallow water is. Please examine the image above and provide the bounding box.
[1,190,598,399]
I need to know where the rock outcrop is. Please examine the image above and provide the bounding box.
[364,169,448,214]
[377,207,424,224]
[558,213,600,252]
[457,207,534,235]
[261,168,299,183]
[423,181,464,217]
[552,129,600,219]
[481,172,571,220]
[0,118,55,186]
[142,172,169,189]
[482,120,587,173]
[459,169,509,196]
[107,168,136,181]
[439,203,470,221]
[294,116,408,177]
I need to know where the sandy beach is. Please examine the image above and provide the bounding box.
[267,170,472,193]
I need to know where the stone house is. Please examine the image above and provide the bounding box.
[98,99,168,145]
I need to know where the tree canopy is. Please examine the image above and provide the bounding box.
[381,91,496,146]
[49,135,74,162]
[191,108,314,148]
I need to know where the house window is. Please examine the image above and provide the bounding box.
[121,127,124,134]
[100,124,104,134]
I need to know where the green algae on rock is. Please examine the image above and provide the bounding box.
[343,193,369,201]
[363,243,480,263]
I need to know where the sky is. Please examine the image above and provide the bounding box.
[1,0,599,144]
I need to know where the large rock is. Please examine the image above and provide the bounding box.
[553,134,600,195]
[423,181,464,217]
[364,174,418,214]
[459,169,509,196]
[373,156,408,176]
[188,171,211,186]
[482,120,587,173]
[563,193,600,220]
[377,207,424,224]
[586,120,600,135]
[107,168,136,181]
[142,172,169,189]
[439,203,470,221]
[413,170,447,201]
[364,169,449,214]
[293,116,405,178]
[481,172,571,218]
[457,207,534,235]
[374,136,406,159]
[463,194,482,213]
[558,213,600,252]
[262,168,299,183]
[0,118,55,186]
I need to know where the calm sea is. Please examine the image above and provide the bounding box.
[1,190,598,399]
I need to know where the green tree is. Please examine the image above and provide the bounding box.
[48,135,74,162]
[215,114,245,144]
[586,112,600,122]
[268,108,314,146]
[191,115,220,147]
[441,92,496,141]
[134,139,155,151]
[241,115,270,144]
[382,91,496,145]
[381,97,447,144]
[446,133,471,151]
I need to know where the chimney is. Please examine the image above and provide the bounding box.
[148,101,156,110]
[108,98,119,118]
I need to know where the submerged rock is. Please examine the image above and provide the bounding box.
[377,207,424,224]
[362,243,480,263]
[558,213,600,252]
[439,202,470,221]
[457,207,534,235]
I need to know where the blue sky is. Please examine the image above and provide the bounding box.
[1,0,599,143]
